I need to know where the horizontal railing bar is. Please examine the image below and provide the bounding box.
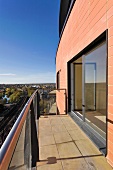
[0,90,38,170]
[0,101,28,162]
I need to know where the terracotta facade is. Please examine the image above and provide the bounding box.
[56,0,113,167]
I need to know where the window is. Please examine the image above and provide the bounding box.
[57,71,60,89]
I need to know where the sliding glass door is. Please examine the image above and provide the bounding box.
[73,41,107,139]
[83,42,107,138]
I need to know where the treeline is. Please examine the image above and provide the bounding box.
[0,87,35,104]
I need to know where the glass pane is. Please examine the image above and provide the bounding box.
[75,64,82,111]
[85,63,96,111]
[84,42,106,138]
[9,114,31,169]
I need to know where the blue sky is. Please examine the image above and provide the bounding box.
[0,0,60,84]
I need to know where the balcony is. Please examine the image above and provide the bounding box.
[0,90,112,170]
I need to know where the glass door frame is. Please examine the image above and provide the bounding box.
[68,36,107,155]
[82,55,97,122]
[82,55,85,121]
[74,62,82,112]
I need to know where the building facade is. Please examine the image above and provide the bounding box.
[56,0,113,167]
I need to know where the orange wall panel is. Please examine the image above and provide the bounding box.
[56,1,113,165]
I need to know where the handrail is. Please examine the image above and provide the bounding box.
[0,90,38,170]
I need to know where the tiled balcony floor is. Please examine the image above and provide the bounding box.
[37,115,112,170]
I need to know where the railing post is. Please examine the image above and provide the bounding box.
[35,93,37,119]
[37,91,40,119]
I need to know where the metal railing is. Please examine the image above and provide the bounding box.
[0,90,40,170]
[40,92,56,115]
[0,96,28,147]
[39,89,67,115]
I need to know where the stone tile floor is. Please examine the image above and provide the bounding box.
[37,115,113,170]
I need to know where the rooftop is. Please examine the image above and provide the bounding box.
[37,115,112,170]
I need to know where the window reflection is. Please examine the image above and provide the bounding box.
[73,41,107,138]
[85,42,106,137]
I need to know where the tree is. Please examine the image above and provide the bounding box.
[9,94,15,103]
[27,88,35,97]
[2,98,7,104]
[9,90,22,103]
[5,88,11,97]
[11,88,16,93]
[0,92,3,99]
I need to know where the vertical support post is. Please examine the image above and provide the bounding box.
[24,109,31,169]
[37,91,40,119]
[65,89,67,114]
[35,93,37,119]
[82,55,85,122]
[29,110,31,169]
[30,101,39,167]
[71,63,74,111]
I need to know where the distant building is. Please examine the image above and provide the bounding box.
[40,92,48,99]
[0,88,5,93]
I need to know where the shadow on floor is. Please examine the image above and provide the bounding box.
[39,153,103,165]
